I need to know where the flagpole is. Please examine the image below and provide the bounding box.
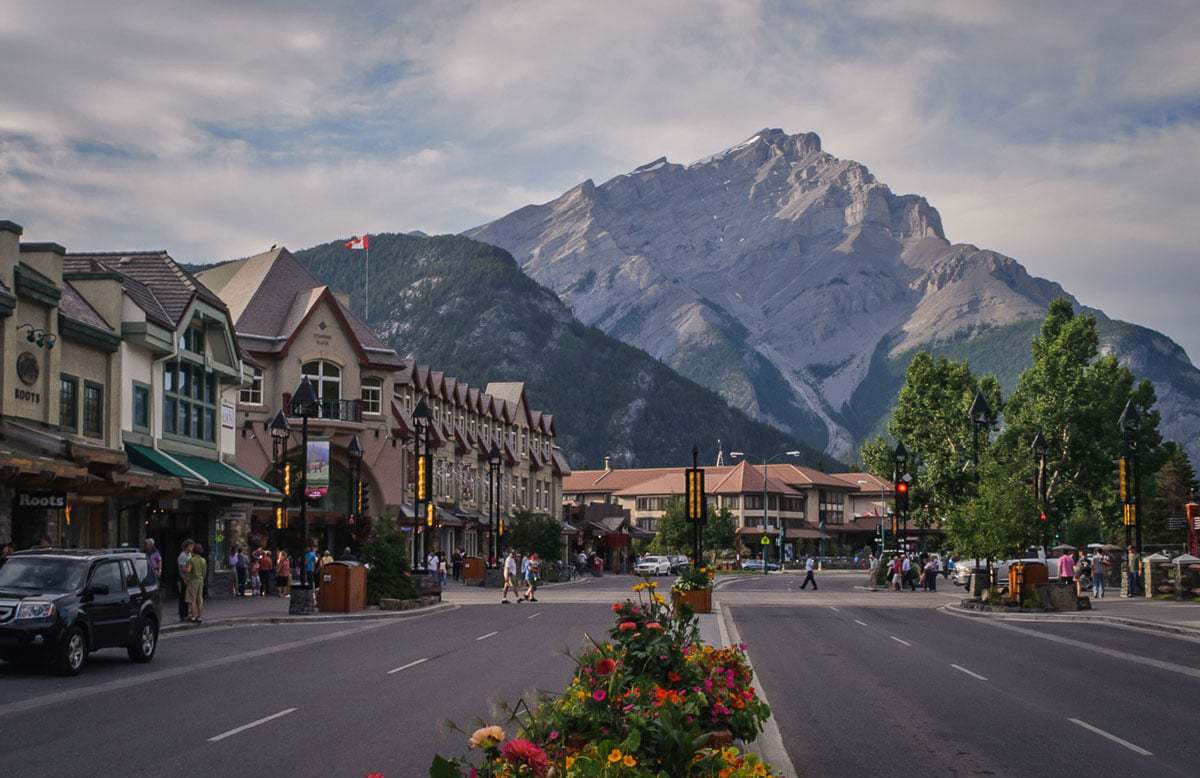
[364,239,370,322]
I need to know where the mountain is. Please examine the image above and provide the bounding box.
[290,233,833,470]
[467,128,1200,465]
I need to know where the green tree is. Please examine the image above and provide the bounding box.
[703,507,737,553]
[648,497,690,553]
[1145,443,1197,546]
[945,451,1039,562]
[506,510,563,562]
[360,519,417,605]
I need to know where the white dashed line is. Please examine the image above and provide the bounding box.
[476,630,499,641]
[1069,719,1153,756]
[828,606,840,612]
[889,636,911,646]
[386,657,429,675]
[950,664,988,681]
[527,612,542,619]
[209,708,296,742]
[854,619,868,626]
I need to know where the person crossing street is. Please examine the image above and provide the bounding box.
[800,555,818,590]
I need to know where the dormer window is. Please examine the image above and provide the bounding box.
[180,324,205,355]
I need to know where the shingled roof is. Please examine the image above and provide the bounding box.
[65,251,226,327]
[59,281,113,332]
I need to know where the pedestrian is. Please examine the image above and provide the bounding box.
[249,555,261,596]
[1091,549,1106,598]
[452,548,463,582]
[427,550,440,578]
[304,544,318,588]
[942,555,954,579]
[438,553,448,587]
[185,543,207,623]
[924,557,938,592]
[337,546,356,562]
[522,551,539,602]
[144,538,163,582]
[1077,552,1092,594]
[1058,550,1075,585]
[257,545,273,596]
[276,551,291,597]
[501,549,519,604]
[176,539,194,621]
[891,555,902,591]
[901,555,914,591]
[800,555,818,590]
[1126,546,1142,597]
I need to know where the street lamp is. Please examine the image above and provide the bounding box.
[347,435,363,528]
[1119,400,1142,553]
[412,399,432,570]
[730,449,801,574]
[968,391,991,476]
[289,376,318,608]
[1031,432,1048,551]
[488,441,502,566]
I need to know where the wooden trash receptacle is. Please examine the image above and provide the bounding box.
[1008,561,1048,603]
[319,562,366,613]
[462,556,485,585]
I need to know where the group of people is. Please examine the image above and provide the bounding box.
[882,552,951,592]
[1057,547,1124,598]
[500,548,542,604]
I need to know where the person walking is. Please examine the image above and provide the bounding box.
[924,557,938,592]
[1091,549,1106,598]
[144,538,162,583]
[1058,550,1075,586]
[901,555,914,591]
[176,539,194,621]
[185,543,207,623]
[891,555,902,591]
[501,549,519,604]
[1126,546,1142,597]
[452,549,463,582]
[438,553,448,587]
[800,555,818,590]
[522,551,540,602]
[257,545,273,596]
[276,551,291,597]
[304,544,318,588]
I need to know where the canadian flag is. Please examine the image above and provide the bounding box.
[344,234,370,250]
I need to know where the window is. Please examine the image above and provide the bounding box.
[720,495,740,510]
[744,495,763,511]
[781,496,805,514]
[83,381,104,439]
[240,366,263,405]
[635,496,672,512]
[164,360,216,443]
[301,360,341,401]
[819,490,845,526]
[180,325,205,354]
[361,377,382,414]
[132,382,150,430]
[60,375,79,432]
[89,560,124,594]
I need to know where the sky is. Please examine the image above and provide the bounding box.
[2,1,1198,362]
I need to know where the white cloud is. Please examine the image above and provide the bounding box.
[1,0,1198,360]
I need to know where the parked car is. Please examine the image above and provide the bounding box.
[739,559,781,571]
[635,555,672,576]
[0,547,161,675]
[953,553,1060,588]
[668,555,691,573]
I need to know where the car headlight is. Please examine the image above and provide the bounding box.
[15,601,56,620]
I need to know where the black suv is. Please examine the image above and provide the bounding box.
[0,548,160,675]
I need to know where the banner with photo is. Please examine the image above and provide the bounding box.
[306,440,330,500]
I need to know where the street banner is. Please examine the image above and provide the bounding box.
[306,440,330,500]
[685,466,707,524]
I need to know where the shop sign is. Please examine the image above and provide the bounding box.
[306,439,330,500]
[14,491,67,510]
[221,403,236,429]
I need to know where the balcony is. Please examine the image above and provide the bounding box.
[282,393,363,423]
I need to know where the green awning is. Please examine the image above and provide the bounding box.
[125,443,281,501]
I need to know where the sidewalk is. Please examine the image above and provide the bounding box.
[160,591,452,633]
[946,594,1200,637]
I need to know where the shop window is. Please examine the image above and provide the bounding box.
[60,374,79,432]
[361,377,382,415]
[132,382,150,430]
[83,381,104,439]
[240,366,263,405]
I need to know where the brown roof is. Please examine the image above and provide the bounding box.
[832,472,894,494]
[766,463,851,490]
[59,282,112,332]
[612,470,685,497]
[709,461,803,496]
[551,448,572,477]
[66,251,226,327]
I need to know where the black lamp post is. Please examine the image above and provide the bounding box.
[412,399,432,569]
[347,435,363,528]
[969,391,991,477]
[268,409,290,552]
[1031,431,1048,551]
[1119,400,1142,553]
[488,442,502,566]
[289,377,318,608]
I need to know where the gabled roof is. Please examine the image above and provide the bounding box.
[832,472,894,494]
[551,447,572,477]
[467,387,480,411]
[395,358,415,386]
[59,282,113,332]
[612,470,685,497]
[709,461,802,495]
[65,251,225,328]
[429,370,444,396]
[768,463,852,490]
[414,364,430,390]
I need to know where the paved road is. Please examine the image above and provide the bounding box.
[726,573,1200,777]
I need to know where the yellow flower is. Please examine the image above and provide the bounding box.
[566,756,576,769]
[754,763,767,776]
[607,748,623,763]
[576,690,587,701]
[622,754,637,767]
[722,747,739,763]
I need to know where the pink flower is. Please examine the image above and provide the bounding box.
[618,621,637,632]
[500,739,549,777]
[593,689,607,702]
[646,622,663,630]
[595,658,617,676]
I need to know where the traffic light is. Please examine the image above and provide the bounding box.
[895,479,909,512]
[1039,511,1048,522]
[282,463,291,497]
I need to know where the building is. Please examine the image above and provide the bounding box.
[197,247,570,562]
[1,220,279,595]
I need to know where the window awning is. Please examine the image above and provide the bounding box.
[125,443,281,503]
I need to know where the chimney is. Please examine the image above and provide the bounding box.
[603,456,611,472]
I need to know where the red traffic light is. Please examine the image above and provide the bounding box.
[896,482,909,495]
[1039,511,1048,522]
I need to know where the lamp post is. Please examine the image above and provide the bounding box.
[968,391,991,479]
[347,435,363,531]
[1031,432,1048,552]
[289,377,318,609]
[412,399,432,570]
[730,450,801,574]
[268,409,290,554]
[1119,400,1142,553]
[488,442,502,566]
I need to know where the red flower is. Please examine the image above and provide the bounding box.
[592,689,607,702]
[618,621,637,632]
[595,658,617,676]
[646,621,663,630]
[500,739,549,777]
[611,603,622,612]
[667,671,682,683]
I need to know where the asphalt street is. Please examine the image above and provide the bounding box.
[726,573,1200,778]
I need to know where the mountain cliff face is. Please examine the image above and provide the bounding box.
[290,234,831,470]
[468,128,1200,464]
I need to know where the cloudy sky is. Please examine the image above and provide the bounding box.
[2,1,1198,361]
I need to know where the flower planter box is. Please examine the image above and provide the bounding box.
[672,587,712,614]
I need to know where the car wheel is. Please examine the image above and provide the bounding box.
[127,618,158,663]
[55,627,87,676]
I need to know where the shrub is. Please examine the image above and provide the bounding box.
[671,565,715,594]
[359,521,416,605]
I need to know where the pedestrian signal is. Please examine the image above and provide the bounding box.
[1123,503,1137,526]
[275,506,286,529]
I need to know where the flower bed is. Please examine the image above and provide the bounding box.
[670,565,714,614]
[431,581,780,777]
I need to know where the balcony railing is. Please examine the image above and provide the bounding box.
[282,393,363,423]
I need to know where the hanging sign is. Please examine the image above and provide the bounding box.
[306,440,330,500]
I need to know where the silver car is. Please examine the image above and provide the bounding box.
[635,555,671,576]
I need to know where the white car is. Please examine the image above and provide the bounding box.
[635,555,672,576]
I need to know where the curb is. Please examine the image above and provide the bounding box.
[160,602,456,634]
[941,603,1200,639]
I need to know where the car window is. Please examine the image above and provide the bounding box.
[0,557,88,592]
[89,561,125,594]
[121,559,141,590]
[132,556,156,588]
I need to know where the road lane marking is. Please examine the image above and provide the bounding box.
[854,619,868,626]
[1069,718,1153,756]
[209,708,296,742]
[950,664,988,681]
[889,636,911,646]
[828,606,840,612]
[476,630,499,641]
[386,657,429,674]
[527,612,542,619]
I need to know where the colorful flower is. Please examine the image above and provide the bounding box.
[592,689,607,702]
[468,725,505,749]
[595,657,617,676]
[607,748,623,764]
[499,738,549,776]
[618,621,637,632]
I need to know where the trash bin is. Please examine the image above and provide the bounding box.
[461,556,485,585]
[318,562,367,613]
[1008,561,1047,603]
